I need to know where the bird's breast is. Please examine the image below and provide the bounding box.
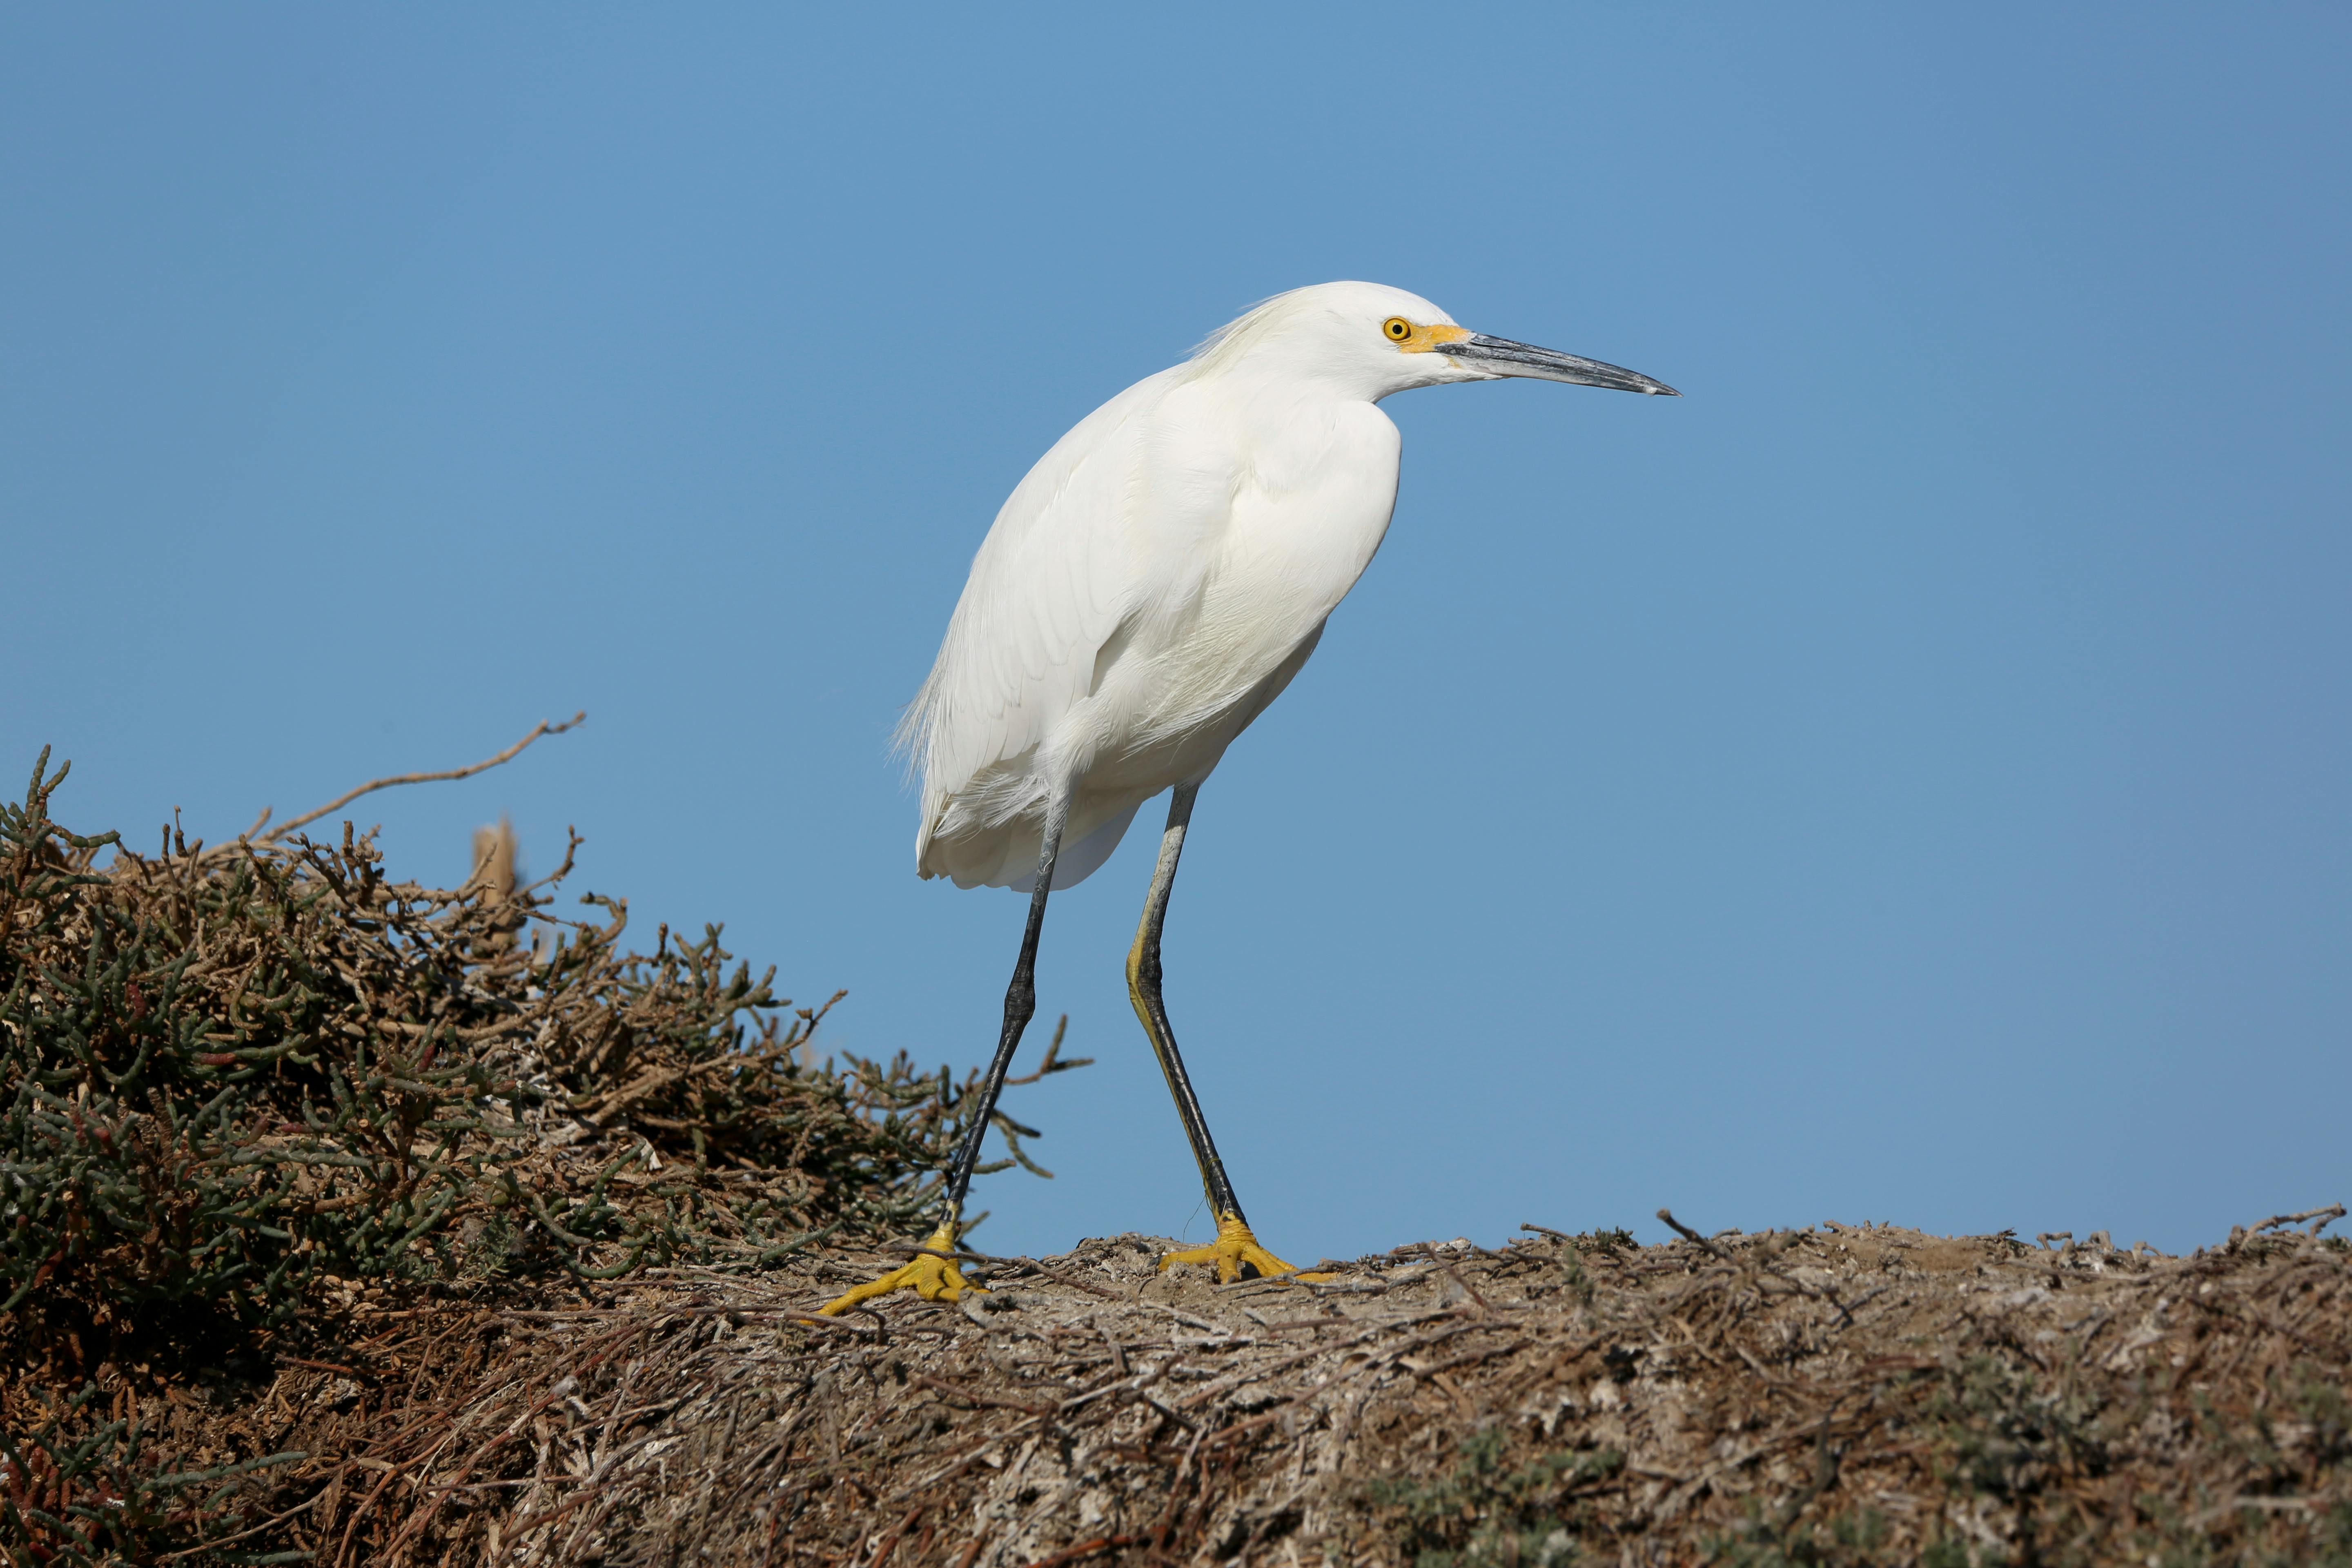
[1218,399,1401,628]
[1099,399,1400,749]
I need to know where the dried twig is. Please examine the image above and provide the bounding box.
[2228,1203,2347,1248]
[239,711,586,849]
[1656,1207,1732,1261]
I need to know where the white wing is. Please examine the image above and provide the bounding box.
[903,366,1228,889]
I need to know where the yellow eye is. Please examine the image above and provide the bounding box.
[1383,316,1413,342]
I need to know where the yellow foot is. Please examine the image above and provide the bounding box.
[817,1224,982,1315]
[1158,1212,1336,1285]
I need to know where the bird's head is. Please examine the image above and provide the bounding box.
[1191,281,1679,403]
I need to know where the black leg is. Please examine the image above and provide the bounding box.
[943,800,1067,1219]
[817,800,1065,1313]
[1125,782,1252,1224]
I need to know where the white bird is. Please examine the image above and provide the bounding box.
[823,281,1676,1314]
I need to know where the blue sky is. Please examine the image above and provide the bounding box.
[5,7,2346,1260]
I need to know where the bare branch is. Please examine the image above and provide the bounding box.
[2227,1203,2346,1249]
[1657,1207,1731,1261]
[236,713,586,850]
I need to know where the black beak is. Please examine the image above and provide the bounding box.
[1444,334,1680,396]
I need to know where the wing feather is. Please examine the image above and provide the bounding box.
[903,366,1198,880]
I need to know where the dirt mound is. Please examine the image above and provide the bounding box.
[6,741,2347,1565]
[44,1212,2332,1567]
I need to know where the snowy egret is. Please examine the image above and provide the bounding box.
[822,282,1676,1313]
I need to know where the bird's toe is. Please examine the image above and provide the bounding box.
[814,1224,981,1316]
[1158,1213,1335,1285]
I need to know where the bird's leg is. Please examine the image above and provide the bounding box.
[1128,784,1331,1285]
[817,802,1066,1315]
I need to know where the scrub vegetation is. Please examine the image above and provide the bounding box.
[4,743,2346,1567]
[0,740,1079,1564]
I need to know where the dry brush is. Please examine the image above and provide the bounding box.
[4,739,2346,1567]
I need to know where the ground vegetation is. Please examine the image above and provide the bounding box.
[4,740,2345,1566]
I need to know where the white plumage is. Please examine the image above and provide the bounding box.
[905,284,1419,890]
[817,281,1677,1311]
[901,281,1677,891]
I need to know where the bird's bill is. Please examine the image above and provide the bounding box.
[1444,333,1680,396]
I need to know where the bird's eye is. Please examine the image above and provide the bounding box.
[1383,317,1413,342]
